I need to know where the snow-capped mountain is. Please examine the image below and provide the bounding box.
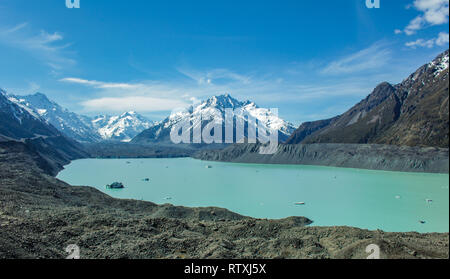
[92,111,153,142]
[9,93,101,143]
[7,92,153,143]
[132,94,296,144]
[0,89,62,140]
[1,88,88,165]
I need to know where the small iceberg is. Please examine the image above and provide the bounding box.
[106,182,125,189]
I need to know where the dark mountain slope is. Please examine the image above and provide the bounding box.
[286,50,449,148]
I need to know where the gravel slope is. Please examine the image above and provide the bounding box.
[194,143,449,173]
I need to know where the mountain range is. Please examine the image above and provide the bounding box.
[1,49,448,152]
[286,49,449,148]
[6,93,153,143]
[0,89,87,173]
[131,94,297,145]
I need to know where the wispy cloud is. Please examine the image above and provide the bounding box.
[59,43,413,118]
[320,42,391,75]
[60,77,192,113]
[0,22,75,71]
[60,78,141,89]
[82,96,188,113]
[400,0,449,35]
[177,68,251,85]
[405,31,449,48]
[3,22,28,34]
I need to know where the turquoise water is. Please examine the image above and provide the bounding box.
[57,158,449,233]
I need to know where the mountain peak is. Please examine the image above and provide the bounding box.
[29,92,52,102]
[33,92,48,97]
[429,49,449,76]
[203,93,245,109]
[132,94,296,144]
[120,111,137,117]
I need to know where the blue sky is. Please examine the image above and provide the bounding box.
[0,0,448,125]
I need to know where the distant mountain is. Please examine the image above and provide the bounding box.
[8,93,153,143]
[286,49,449,148]
[131,94,296,145]
[92,111,153,142]
[0,89,88,170]
[0,89,61,140]
[9,93,101,143]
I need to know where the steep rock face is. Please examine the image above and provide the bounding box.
[287,50,449,148]
[284,116,339,144]
[379,51,449,147]
[132,94,296,145]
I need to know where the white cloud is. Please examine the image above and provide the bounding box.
[435,31,450,45]
[405,31,449,48]
[60,78,141,89]
[3,22,28,34]
[321,42,391,75]
[82,96,188,113]
[404,0,449,35]
[405,38,436,48]
[0,22,75,70]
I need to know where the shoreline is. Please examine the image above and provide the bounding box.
[64,156,450,176]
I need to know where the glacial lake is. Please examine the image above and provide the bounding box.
[57,158,449,233]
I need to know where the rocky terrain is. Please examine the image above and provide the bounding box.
[0,141,448,259]
[195,143,449,173]
[286,50,449,148]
